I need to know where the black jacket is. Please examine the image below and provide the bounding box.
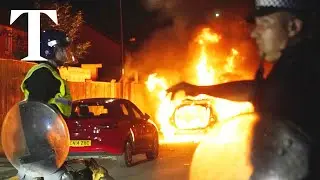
[24,62,61,103]
[253,39,320,138]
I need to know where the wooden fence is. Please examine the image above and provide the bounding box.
[0,59,151,153]
[67,81,149,113]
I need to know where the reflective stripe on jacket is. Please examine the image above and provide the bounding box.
[21,63,72,117]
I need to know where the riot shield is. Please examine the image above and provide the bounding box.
[190,112,311,180]
[1,101,70,178]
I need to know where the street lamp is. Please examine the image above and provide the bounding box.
[119,0,126,98]
[120,0,124,77]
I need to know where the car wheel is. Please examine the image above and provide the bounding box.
[117,140,133,167]
[146,134,159,160]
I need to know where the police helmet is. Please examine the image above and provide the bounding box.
[247,0,316,22]
[40,29,76,65]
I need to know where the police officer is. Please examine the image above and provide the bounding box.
[21,29,74,117]
[167,0,319,178]
[17,29,76,179]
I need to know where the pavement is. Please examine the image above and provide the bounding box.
[0,157,17,180]
[94,142,199,180]
[0,142,199,180]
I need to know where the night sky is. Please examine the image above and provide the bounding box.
[1,0,254,44]
[0,0,170,44]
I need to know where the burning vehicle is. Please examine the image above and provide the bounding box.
[144,27,255,143]
[169,96,217,135]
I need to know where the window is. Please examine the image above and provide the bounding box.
[129,103,144,119]
[88,105,108,116]
[132,107,143,119]
[70,101,135,119]
[120,104,129,116]
[71,104,95,118]
[71,103,114,118]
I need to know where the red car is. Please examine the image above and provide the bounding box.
[66,98,159,167]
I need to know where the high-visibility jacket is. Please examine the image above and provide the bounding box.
[21,63,72,117]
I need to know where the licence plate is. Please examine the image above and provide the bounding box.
[70,140,91,147]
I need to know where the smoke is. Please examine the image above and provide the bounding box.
[141,0,209,21]
[124,0,258,83]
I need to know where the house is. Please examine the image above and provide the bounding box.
[77,24,122,81]
[0,24,27,60]
[0,8,28,60]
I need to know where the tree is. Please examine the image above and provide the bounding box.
[33,0,91,61]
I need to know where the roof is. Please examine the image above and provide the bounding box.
[73,98,129,104]
[82,23,120,45]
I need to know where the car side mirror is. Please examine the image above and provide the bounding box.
[144,113,150,120]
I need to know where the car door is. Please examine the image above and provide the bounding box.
[123,101,147,150]
[127,102,152,150]
[119,102,144,150]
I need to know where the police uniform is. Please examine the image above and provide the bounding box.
[16,29,74,180]
[250,39,320,180]
[21,62,72,117]
[253,41,319,137]
[248,0,319,179]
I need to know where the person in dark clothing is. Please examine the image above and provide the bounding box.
[17,29,76,180]
[167,0,319,179]
[25,67,60,103]
[21,29,75,117]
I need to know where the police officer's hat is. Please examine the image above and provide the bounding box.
[40,29,71,60]
[247,0,315,22]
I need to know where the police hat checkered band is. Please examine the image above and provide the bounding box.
[255,0,305,10]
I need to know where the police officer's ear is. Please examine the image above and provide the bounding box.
[288,17,303,37]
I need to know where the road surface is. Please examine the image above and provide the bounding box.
[0,142,199,180]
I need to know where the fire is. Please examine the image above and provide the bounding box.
[146,27,254,144]
[174,105,211,129]
[196,28,220,85]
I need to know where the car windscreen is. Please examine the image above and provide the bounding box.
[70,101,121,118]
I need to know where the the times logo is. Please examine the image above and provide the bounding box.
[10,10,58,61]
